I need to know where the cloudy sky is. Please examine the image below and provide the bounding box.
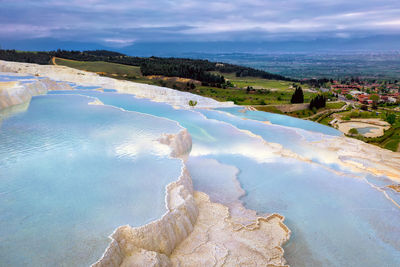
[1,0,400,48]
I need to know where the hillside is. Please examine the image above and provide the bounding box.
[1,49,331,85]
[51,56,317,106]
[0,49,327,105]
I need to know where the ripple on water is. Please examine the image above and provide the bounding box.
[44,88,400,266]
[0,94,183,266]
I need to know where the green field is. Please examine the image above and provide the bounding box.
[212,72,307,90]
[54,58,142,78]
[229,77,294,90]
[326,102,346,109]
[191,86,315,105]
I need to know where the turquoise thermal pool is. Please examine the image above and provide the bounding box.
[48,88,400,266]
[0,92,183,266]
[1,73,400,266]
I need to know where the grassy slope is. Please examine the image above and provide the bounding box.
[382,132,400,151]
[55,57,316,105]
[208,72,315,104]
[287,101,346,118]
[213,72,308,90]
[374,123,400,152]
[194,86,315,105]
[54,57,142,77]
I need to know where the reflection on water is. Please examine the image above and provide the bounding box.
[0,94,182,266]
[1,79,400,266]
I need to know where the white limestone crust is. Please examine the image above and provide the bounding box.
[93,129,198,267]
[0,77,73,109]
[0,60,234,108]
[93,129,290,267]
[0,60,290,267]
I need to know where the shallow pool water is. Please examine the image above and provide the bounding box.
[357,126,379,134]
[0,94,182,266]
[0,74,37,81]
[73,85,101,90]
[205,155,400,266]
[59,89,400,267]
[2,82,400,266]
[217,106,342,136]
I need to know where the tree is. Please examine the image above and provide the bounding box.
[291,86,304,104]
[369,94,380,103]
[370,94,379,109]
[309,94,326,110]
[188,100,197,107]
[386,113,396,125]
[345,94,353,100]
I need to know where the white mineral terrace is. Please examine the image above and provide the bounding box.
[92,129,290,267]
[0,60,234,109]
[0,61,290,266]
[1,60,400,267]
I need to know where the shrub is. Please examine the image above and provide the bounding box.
[312,107,317,114]
[188,100,197,107]
[342,116,351,120]
[349,128,359,135]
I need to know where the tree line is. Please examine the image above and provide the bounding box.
[0,49,294,84]
[309,94,326,110]
[140,61,225,86]
[290,85,327,110]
[0,50,52,64]
[0,49,330,87]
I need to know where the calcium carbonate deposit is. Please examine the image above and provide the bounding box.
[1,61,400,267]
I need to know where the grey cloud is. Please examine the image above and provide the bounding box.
[0,0,399,44]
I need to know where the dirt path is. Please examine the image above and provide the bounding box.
[52,57,77,65]
[303,102,349,120]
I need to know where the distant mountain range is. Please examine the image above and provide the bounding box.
[1,35,399,57]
